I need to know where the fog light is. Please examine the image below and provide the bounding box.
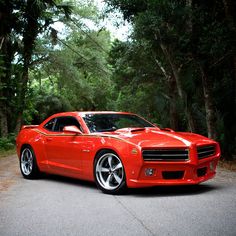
[145,168,155,176]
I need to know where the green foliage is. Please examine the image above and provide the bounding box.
[0,133,16,151]
[19,2,114,123]
[106,0,236,159]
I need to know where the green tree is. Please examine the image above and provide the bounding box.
[23,3,113,124]
[106,0,236,159]
[0,0,72,136]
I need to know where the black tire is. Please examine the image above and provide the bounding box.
[94,150,127,194]
[20,145,40,179]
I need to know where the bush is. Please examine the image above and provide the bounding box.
[0,133,16,151]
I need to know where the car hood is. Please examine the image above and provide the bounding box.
[101,128,215,148]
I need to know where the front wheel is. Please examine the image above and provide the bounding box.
[20,146,40,179]
[94,152,126,194]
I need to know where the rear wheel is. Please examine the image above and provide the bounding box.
[94,151,126,194]
[20,146,40,179]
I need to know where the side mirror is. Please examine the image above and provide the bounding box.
[63,126,83,135]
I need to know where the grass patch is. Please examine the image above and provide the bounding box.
[0,133,16,158]
[0,148,16,158]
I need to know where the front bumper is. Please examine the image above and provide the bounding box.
[126,156,219,188]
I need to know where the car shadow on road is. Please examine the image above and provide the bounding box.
[126,184,222,197]
[38,173,223,197]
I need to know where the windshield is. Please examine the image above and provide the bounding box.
[82,113,154,133]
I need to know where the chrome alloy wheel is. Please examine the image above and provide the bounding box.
[20,148,33,176]
[95,153,124,190]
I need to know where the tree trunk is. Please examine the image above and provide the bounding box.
[159,43,184,98]
[168,76,179,130]
[186,0,192,32]
[159,42,196,132]
[234,57,236,104]
[200,70,217,140]
[15,113,23,133]
[154,57,180,130]
[0,2,14,137]
[0,101,8,137]
[186,103,196,132]
[15,67,29,133]
[0,65,8,137]
[15,0,39,132]
[0,42,14,137]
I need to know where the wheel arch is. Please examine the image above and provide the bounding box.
[18,143,32,159]
[93,148,127,176]
[94,148,119,164]
[20,143,32,152]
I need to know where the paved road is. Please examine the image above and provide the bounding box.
[0,155,236,236]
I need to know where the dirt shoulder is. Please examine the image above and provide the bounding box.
[218,160,236,171]
[0,154,20,192]
[0,149,16,158]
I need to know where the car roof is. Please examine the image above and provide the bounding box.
[51,111,135,117]
[78,111,134,116]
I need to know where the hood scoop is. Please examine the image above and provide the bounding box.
[130,128,146,133]
[114,127,147,135]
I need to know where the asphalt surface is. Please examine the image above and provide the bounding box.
[0,155,236,236]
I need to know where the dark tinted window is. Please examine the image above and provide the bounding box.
[54,116,82,132]
[44,118,56,131]
[82,114,154,133]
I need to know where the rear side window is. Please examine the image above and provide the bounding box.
[44,118,56,131]
[43,116,82,132]
[54,116,82,132]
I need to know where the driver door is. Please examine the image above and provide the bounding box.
[44,116,84,176]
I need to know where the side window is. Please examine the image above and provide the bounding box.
[54,116,83,132]
[44,118,56,131]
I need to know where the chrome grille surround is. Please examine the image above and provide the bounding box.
[197,145,215,159]
[142,149,189,161]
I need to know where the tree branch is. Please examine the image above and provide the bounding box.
[29,56,49,67]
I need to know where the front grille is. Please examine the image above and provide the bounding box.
[197,145,215,159]
[142,149,189,161]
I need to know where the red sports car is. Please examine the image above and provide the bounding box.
[16,111,220,194]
